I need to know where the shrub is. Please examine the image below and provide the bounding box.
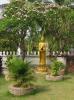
[50,59,65,76]
[6,56,34,87]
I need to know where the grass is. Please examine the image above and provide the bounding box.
[0,73,74,100]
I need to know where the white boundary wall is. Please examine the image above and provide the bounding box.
[0,50,73,74]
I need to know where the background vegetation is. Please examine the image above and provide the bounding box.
[0,0,74,55]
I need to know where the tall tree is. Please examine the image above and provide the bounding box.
[45,7,74,51]
[0,0,47,59]
[0,0,73,57]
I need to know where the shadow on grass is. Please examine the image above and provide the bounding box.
[63,76,71,81]
[29,85,49,95]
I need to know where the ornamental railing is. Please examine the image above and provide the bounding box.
[0,50,74,57]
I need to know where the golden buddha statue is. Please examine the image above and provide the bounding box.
[39,36,46,65]
[36,35,47,73]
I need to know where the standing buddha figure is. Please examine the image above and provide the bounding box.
[39,36,46,66]
[37,35,47,73]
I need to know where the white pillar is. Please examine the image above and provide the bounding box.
[17,47,21,56]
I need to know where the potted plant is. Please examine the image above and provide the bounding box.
[46,59,65,81]
[6,56,35,96]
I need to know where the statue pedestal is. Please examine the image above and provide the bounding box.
[36,65,48,74]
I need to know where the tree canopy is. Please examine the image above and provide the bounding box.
[0,0,74,58]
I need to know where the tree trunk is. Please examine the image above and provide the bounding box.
[20,40,26,61]
[19,30,26,61]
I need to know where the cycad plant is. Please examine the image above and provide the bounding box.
[6,56,34,87]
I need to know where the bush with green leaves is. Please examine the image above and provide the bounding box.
[6,56,34,87]
[50,59,65,76]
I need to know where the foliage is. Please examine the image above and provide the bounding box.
[46,7,74,51]
[26,31,41,52]
[64,0,72,5]
[0,0,32,59]
[6,56,34,87]
[50,59,65,76]
[0,38,17,51]
[0,0,74,54]
[27,2,74,52]
[0,18,19,51]
[0,0,47,59]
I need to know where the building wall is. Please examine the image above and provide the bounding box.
[0,5,4,19]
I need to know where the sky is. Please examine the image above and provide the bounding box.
[0,0,10,5]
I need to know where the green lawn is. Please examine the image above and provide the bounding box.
[0,73,74,100]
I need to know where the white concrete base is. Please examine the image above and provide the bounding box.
[46,75,63,81]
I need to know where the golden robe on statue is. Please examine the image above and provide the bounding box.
[36,35,48,73]
[39,42,46,66]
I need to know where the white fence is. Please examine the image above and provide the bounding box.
[0,51,17,56]
[0,50,73,57]
[26,51,73,56]
[0,50,73,75]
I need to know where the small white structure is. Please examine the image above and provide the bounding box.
[0,0,10,19]
[17,47,21,56]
